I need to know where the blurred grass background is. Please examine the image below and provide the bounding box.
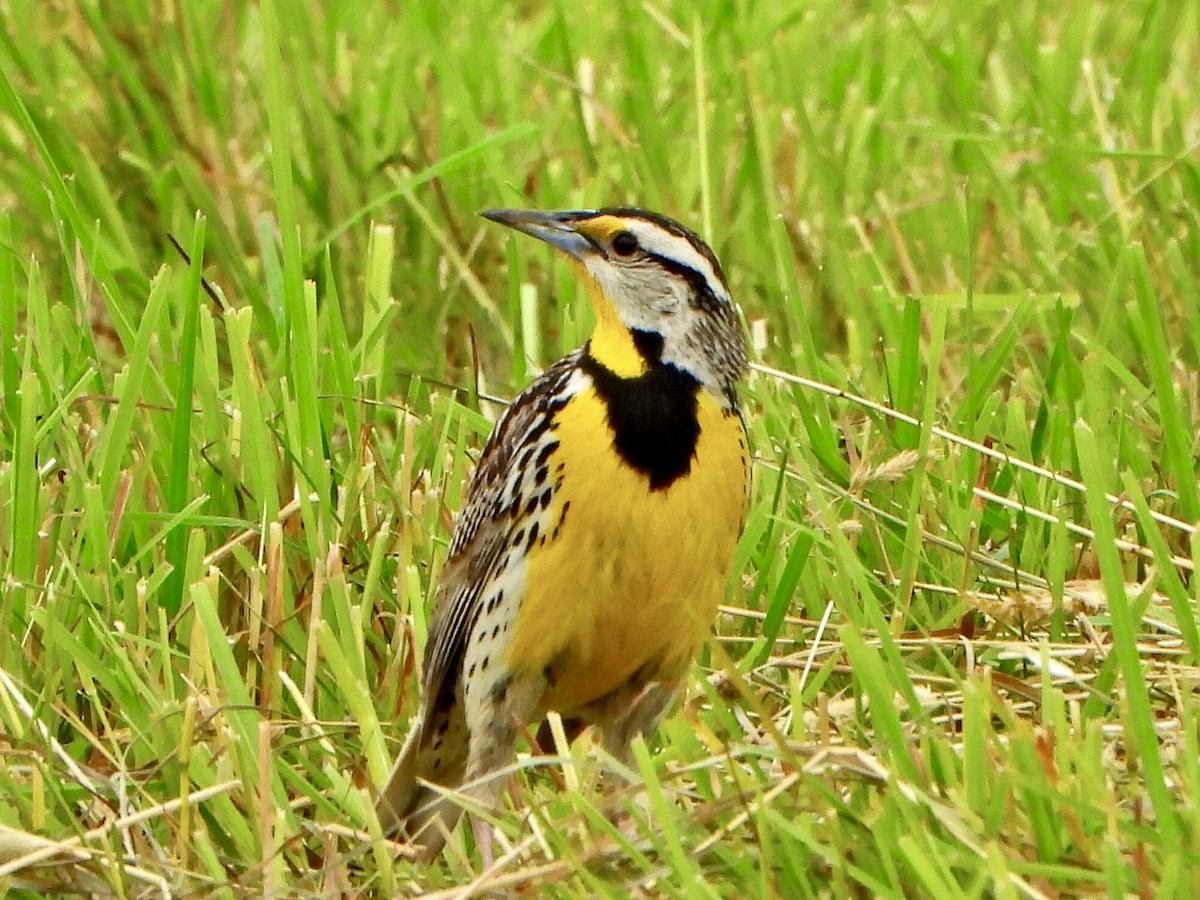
[1,0,1198,895]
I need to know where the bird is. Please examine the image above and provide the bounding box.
[375,206,749,861]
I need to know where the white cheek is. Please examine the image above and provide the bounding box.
[638,276,681,327]
[585,262,623,303]
[655,294,681,316]
[583,262,683,331]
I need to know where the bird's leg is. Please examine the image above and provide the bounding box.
[582,678,683,836]
[472,814,496,869]
[598,680,681,766]
[462,671,548,867]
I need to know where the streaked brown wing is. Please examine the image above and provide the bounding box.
[415,352,581,727]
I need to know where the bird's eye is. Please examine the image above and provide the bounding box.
[611,231,639,257]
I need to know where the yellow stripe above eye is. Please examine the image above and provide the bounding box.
[575,215,627,242]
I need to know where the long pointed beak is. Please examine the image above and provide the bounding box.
[480,208,597,261]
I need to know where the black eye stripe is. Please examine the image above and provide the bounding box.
[643,251,728,313]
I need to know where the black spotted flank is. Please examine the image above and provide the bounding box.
[579,344,701,491]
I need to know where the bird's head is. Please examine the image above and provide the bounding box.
[482,207,747,405]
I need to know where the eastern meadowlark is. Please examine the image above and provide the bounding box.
[375,207,749,859]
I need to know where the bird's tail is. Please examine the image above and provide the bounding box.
[374,707,468,860]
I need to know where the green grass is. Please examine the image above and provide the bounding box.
[1,0,1198,894]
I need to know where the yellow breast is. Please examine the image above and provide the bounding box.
[506,383,748,713]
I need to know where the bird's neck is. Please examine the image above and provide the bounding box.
[582,278,649,378]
